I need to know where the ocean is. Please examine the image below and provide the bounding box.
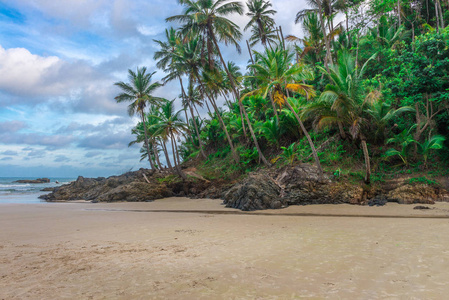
[0,177,76,204]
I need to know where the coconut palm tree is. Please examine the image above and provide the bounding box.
[154,28,208,159]
[168,0,271,166]
[244,45,324,178]
[151,99,188,180]
[171,36,240,163]
[305,51,375,183]
[167,0,244,98]
[245,0,277,48]
[129,110,166,170]
[248,24,278,48]
[114,67,163,171]
[295,0,335,69]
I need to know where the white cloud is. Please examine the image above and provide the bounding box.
[0,46,60,96]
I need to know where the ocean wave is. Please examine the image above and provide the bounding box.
[0,184,32,188]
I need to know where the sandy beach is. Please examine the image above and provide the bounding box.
[2,198,449,299]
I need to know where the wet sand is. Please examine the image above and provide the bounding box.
[1,198,449,299]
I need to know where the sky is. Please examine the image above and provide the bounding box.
[0,0,307,178]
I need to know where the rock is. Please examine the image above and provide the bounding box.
[275,164,364,205]
[387,184,438,204]
[14,178,50,184]
[222,173,284,211]
[367,195,388,206]
[40,187,55,192]
[39,168,211,203]
[413,205,431,210]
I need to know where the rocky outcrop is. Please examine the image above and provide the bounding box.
[222,174,285,211]
[221,164,367,211]
[387,183,449,204]
[221,164,449,210]
[275,164,363,205]
[39,164,449,210]
[39,168,218,202]
[15,178,50,184]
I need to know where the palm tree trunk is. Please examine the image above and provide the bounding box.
[437,0,445,28]
[162,141,174,173]
[189,103,207,159]
[170,133,187,180]
[279,26,286,49]
[141,113,156,171]
[435,0,440,32]
[240,102,270,166]
[153,141,163,169]
[246,40,255,65]
[397,0,401,28]
[221,90,247,139]
[284,95,323,181]
[360,137,371,184]
[316,0,331,72]
[269,91,280,124]
[178,77,195,146]
[173,134,183,168]
[197,76,239,163]
[338,121,346,139]
[210,33,268,165]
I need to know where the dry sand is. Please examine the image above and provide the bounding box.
[1,198,449,299]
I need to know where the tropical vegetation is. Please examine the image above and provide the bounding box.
[114,0,449,185]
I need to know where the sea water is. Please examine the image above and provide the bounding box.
[0,177,76,204]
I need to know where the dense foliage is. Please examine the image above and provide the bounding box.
[115,0,449,183]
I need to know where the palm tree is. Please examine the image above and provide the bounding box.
[295,0,335,69]
[365,96,414,144]
[245,45,324,178]
[305,52,375,183]
[129,110,166,170]
[114,67,163,171]
[169,0,271,166]
[245,0,277,48]
[153,27,208,159]
[171,36,240,163]
[167,0,243,98]
[151,99,188,180]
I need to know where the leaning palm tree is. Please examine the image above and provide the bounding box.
[151,99,188,180]
[244,45,323,177]
[245,0,277,48]
[114,67,163,171]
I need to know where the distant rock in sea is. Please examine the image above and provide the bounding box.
[14,178,50,184]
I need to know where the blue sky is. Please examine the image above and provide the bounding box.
[0,0,306,178]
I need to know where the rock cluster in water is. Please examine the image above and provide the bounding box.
[14,178,50,184]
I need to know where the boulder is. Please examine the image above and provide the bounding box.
[222,173,284,211]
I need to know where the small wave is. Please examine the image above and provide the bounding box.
[0,184,32,188]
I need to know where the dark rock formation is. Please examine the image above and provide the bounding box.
[40,187,55,192]
[39,168,213,202]
[221,164,367,211]
[222,173,285,211]
[15,178,50,184]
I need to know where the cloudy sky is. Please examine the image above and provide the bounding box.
[0,0,307,178]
